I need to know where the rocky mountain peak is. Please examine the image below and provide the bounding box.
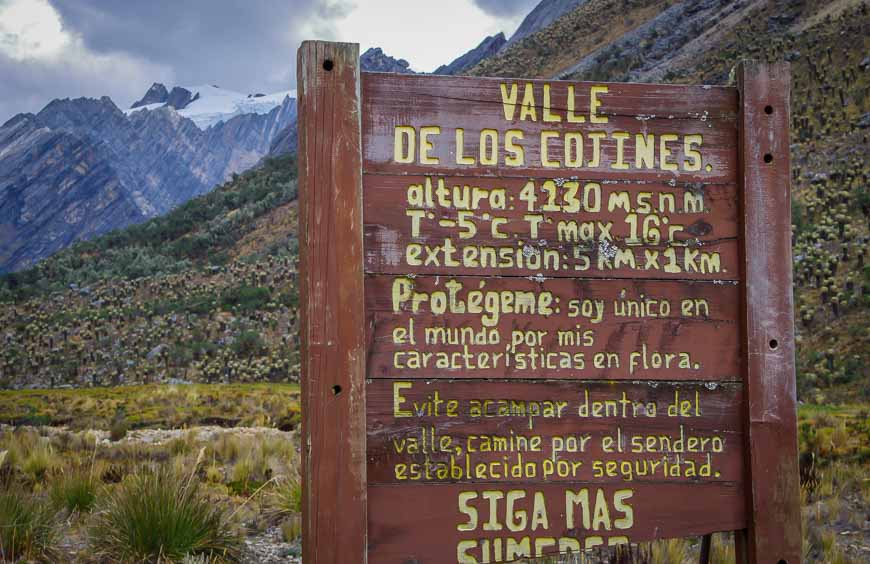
[165,86,199,110]
[507,0,586,47]
[435,32,507,75]
[35,96,125,132]
[1,112,38,130]
[0,87,296,272]
[131,83,199,111]
[131,82,170,108]
[360,47,413,73]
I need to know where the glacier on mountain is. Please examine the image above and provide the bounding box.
[127,84,295,129]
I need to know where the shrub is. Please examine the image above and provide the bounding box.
[110,409,129,442]
[231,331,266,358]
[90,469,241,562]
[109,419,129,442]
[220,286,271,312]
[0,491,57,562]
[50,471,98,514]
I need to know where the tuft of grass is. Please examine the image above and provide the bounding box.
[50,470,98,514]
[709,533,735,564]
[271,475,302,517]
[0,490,57,562]
[279,514,301,543]
[19,441,57,483]
[89,468,241,563]
[649,537,689,564]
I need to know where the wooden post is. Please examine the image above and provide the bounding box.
[737,60,802,564]
[699,534,712,564]
[297,41,367,563]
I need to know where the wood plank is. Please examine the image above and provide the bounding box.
[362,73,738,182]
[365,276,740,380]
[366,379,744,485]
[363,73,739,119]
[297,40,367,564]
[367,482,746,563]
[363,174,739,279]
[737,61,802,564]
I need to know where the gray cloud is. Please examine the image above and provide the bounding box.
[471,0,538,18]
[50,0,332,96]
[0,39,172,123]
[1,0,339,121]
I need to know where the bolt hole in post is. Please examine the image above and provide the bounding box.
[769,339,779,350]
[323,59,334,71]
[332,384,342,396]
[763,153,774,163]
[764,105,774,114]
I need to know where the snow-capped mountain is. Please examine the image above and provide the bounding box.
[0,45,417,272]
[127,83,296,129]
[0,85,296,272]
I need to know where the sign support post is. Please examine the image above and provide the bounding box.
[297,40,367,564]
[737,60,802,563]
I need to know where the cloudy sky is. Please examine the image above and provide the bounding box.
[0,0,537,121]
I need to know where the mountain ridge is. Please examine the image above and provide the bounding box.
[434,32,507,75]
[0,44,419,273]
[0,90,296,273]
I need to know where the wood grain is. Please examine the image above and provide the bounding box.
[365,276,740,380]
[362,73,738,182]
[297,40,367,564]
[363,175,739,279]
[737,61,802,563]
[367,482,746,563]
[366,379,744,485]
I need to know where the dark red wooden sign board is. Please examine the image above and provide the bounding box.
[297,40,801,563]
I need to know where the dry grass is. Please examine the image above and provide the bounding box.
[0,383,300,431]
[0,393,864,562]
[0,422,301,562]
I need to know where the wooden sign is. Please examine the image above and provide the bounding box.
[298,41,801,563]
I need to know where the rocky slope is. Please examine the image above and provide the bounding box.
[0,155,299,389]
[505,0,587,47]
[434,33,507,75]
[468,0,870,402]
[0,88,295,273]
[0,114,145,274]
[433,0,588,77]
[359,47,414,73]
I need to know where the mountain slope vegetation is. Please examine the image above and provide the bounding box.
[469,0,869,402]
[0,1,867,404]
[0,156,299,389]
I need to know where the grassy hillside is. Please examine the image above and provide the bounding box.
[0,156,300,389]
[470,0,869,402]
[1,2,867,401]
